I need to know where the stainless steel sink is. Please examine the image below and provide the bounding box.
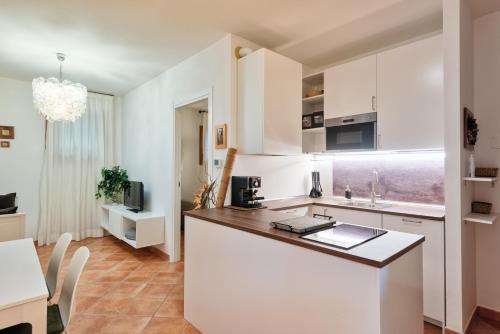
[333,200,392,210]
[348,201,392,209]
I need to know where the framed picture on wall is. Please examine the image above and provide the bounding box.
[0,141,10,148]
[464,107,478,151]
[0,126,14,139]
[214,124,227,149]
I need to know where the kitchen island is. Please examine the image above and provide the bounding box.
[184,199,427,334]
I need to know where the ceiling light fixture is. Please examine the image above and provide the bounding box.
[32,53,87,122]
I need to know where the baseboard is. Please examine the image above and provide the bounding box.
[148,246,170,260]
[477,305,500,322]
[444,306,477,334]
[444,305,500,334]
[464,306,478,334]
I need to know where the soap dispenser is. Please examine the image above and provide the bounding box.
[345,185,352,201]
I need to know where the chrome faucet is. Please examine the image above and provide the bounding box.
[370,171,381,206]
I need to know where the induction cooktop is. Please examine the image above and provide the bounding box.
[300,223,388,250]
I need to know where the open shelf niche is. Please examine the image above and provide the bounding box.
[302,72,325,153]
[463,171,498,224]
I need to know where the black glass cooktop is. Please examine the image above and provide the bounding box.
[300,223,388,250]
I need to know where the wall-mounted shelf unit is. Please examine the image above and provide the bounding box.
[101,204,165,248]
[464,212,498,224]
[463,176,497,186]
[302,72,325,153]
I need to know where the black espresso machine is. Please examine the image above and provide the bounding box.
[231,176,265,208]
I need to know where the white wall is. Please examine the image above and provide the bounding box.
[0,77,45,238]
[443,0,465,332]
[232,155,312,200]
[473,10,500,313]
[459,0,477,328]
[122,35,233,256]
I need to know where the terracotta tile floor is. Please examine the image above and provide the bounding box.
[36,236,498,334]
[36,236,199,334]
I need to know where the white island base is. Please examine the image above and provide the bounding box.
[185,217,423,334]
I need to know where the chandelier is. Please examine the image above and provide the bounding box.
[32,53,87,122]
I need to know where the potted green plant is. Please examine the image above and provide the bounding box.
[95,166,129,204]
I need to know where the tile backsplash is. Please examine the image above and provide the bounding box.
[329,151,444,205]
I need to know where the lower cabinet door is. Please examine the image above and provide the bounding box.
[382,214,445,323]
[312,206,382,228]
[109,211,123,238]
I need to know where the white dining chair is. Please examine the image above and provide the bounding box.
[46,233,72,302]
[0,246,90,334]
[53,246,90,332]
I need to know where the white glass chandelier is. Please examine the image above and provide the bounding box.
[32,53,87,122]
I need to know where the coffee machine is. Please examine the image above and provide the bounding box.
[309,171,323,198]
[231,176,264,208]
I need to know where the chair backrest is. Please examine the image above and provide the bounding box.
[46,232,72,298]
[58,246,90,328]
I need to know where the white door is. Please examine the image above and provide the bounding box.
[377,35,444,150]
[382,214,445,323]
[324,55,377,119]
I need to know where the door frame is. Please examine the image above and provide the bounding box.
[171,88,213,262]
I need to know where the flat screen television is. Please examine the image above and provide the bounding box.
[124,181,144,212]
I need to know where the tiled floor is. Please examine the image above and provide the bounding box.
[36,236,198,334]
[36,236,500,334]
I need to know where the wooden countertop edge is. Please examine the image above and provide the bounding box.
[184,211,425,268]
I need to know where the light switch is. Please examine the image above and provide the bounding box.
[214,159,224,168]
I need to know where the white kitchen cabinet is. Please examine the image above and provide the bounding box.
[324,55,377,119]
[382,214,445,323]
[238,48,302,155]
[312,206,382,228]
[377,34,444,150]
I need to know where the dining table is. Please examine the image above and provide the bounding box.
[0,238,48,333]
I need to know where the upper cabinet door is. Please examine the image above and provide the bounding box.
[324,55,377,119]
[377,35,444,150]
[238,49,302,155]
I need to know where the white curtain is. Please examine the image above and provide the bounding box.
[37,93,116,245]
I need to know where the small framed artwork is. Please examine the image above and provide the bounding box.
[0,126,14,139]
[464,107,478,150]
[214,124,227,149]
[1,141,10,148]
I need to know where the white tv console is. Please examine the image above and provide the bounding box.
[101,204,165,248]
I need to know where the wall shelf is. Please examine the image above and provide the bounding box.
[302,94,324,105]
[302,127,324,134]
[464,212,498,224]
[463,176,497,186]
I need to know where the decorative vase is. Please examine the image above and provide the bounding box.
[111,192,123,205]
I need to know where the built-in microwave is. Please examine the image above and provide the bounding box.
[325,112,377,151]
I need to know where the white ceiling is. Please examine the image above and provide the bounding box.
[0,0,442,95]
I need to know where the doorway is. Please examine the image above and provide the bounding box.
[172,91,212,262]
